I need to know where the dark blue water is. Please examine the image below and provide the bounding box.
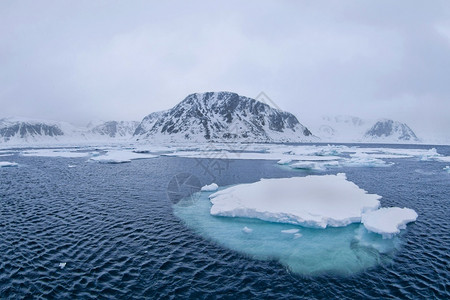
[0,145,449,299]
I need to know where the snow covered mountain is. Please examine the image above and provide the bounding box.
[134,92,316,143]
[0,117,140,144]
[0,117,79,143]
[364,119,419,142]
[308,115,420,143]
[89,121,139,138]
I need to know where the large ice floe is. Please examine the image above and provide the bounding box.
[174,173,418,276]
[210,174,381,228]
[21,149,91,158]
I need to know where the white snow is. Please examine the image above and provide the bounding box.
[209,174,381,228]
[201,183,219,192]
[89,150,158,163]
[0,161,18,167]
[361,207,418,238]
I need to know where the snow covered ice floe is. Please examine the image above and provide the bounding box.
[173,183,406,276]
[201,183,219,192]
[0,161,18,167]
[362,208,418,238]
[89,150,158,164]
[209,173,417,237]
[209,174,381,228]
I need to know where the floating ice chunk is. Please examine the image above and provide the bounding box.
[59,262,66,269]
[201,183,219,192]
[444,166,450,172]
[437,156,450,163]
[22,149,89,158]
[289,162,322,170]
[210,174,381,228]
[344,154,392,167]
[294,233,302,239]
[362,207,418,238]
[277,158,293,165]
[68,164,77,168]
[90,150,158,164]
[242,226,253,233]
[0,161,18,167]
[281,229,299,234]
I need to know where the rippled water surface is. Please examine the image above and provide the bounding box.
[0,144,449,299]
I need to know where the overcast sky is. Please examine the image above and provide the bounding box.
[1,0,450,139]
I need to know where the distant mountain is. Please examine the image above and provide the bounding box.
[309,115,420,143]
[0,117,139,144]
[90,121,139,138]
[0,117,76,143]
[364,119,419,142]
[134,91,316,143]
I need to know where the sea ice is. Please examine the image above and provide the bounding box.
[361,207,418,238]
[201,183,219,192]
[173,190,401,276]
[89,150,158,164]
[281,229,299,234]
[209,174,381,228]
[0,161,18,167]
[242,226,253,233]
[21,149,90,158]
[444,166,450,172]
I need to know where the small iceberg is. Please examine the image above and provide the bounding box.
[90,150,158,164]
[362,207,418,238]
[0,161,18,168]
[242,226,253,233]
[201,183,219,192]
[59,262,66,269]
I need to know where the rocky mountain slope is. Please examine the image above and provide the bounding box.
[134,92,316,143]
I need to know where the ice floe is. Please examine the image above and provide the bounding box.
[89,150,158,164]
[362,207,418,238]
[0,161,18,167]
[209,174,381,228]
[209,173,417,238]
[242,226,253,233]
[173,188,402,276]
[21,149,90,158]
[444,166,450,172]
[201,183,219,192]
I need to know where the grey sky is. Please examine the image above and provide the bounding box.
[1,0,449,140]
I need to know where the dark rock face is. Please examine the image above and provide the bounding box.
[134,92,314,142]
[0,122,64,141]
[365,120,418,141]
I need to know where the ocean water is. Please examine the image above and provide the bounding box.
[0,144,449,299]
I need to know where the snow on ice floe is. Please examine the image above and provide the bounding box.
[0,161,18,167]
[362,208,418,238]
[209,174,382,228]
[201,183,219,192]
[21,149,90,158]
[209,173,417,237]
[89,150,158,164]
